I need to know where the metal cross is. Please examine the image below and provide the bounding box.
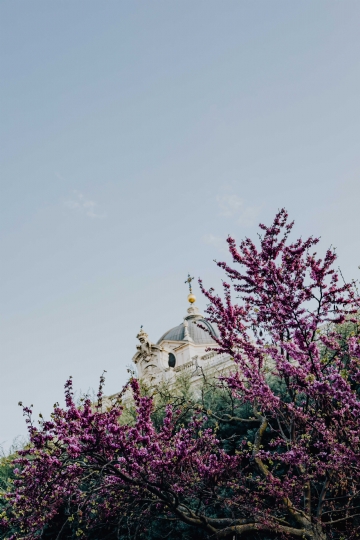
[184,273,194,294]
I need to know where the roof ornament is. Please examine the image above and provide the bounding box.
[185,273,196,304]
[135,326,155,364]
[136,326,150,345]
[183,318,192,342]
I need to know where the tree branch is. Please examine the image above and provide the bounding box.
[211,522,310,539]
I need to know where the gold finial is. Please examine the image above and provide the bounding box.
[185,273,196,304]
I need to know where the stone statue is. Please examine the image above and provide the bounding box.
[132,326,166,383]
[134,327,155,364]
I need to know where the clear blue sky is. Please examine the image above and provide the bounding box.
[1,1,360,449]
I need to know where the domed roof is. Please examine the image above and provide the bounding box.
[157,314,219,345]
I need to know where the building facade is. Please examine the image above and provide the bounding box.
[131,294,233,393]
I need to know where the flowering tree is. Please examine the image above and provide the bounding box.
[200,208,360,539]
[2,209,360,540]
[3,376,235,539]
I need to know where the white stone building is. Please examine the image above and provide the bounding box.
[130,284,234,393]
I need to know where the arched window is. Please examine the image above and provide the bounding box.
[168,353,176,368]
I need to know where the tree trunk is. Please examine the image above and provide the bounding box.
[310,523,327,540]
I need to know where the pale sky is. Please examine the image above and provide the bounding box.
[1,1,360,450]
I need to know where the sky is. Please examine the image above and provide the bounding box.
[1,1,360,450]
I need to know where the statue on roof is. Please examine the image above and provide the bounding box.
[134,326,159,364]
